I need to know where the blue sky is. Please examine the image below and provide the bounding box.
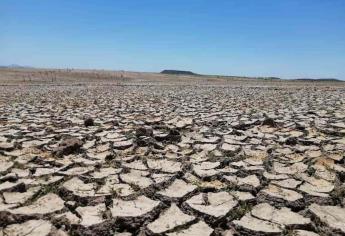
[1,0,345,79]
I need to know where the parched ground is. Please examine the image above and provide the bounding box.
[0,69,345,236]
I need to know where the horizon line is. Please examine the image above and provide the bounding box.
[0,64,343,81]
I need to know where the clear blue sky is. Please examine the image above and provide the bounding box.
[1,0,345,79]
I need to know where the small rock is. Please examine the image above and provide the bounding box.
[262,117,278,127]
[84,117,94,127]
[136,126,153,137]
[167,129,181,142]
[54,138,83,157]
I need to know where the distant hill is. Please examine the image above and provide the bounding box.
[161,70,198,76]
[295,78,342,82]
[252,76,281,80]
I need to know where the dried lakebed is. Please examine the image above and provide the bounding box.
[0,84,345,235]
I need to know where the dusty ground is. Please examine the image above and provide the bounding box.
[0,69,345,236]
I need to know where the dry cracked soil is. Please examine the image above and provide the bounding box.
[0,70,345,236]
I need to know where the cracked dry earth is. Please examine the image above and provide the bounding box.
[0,83,345,236]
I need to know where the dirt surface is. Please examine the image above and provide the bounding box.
[0,69,345,235]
